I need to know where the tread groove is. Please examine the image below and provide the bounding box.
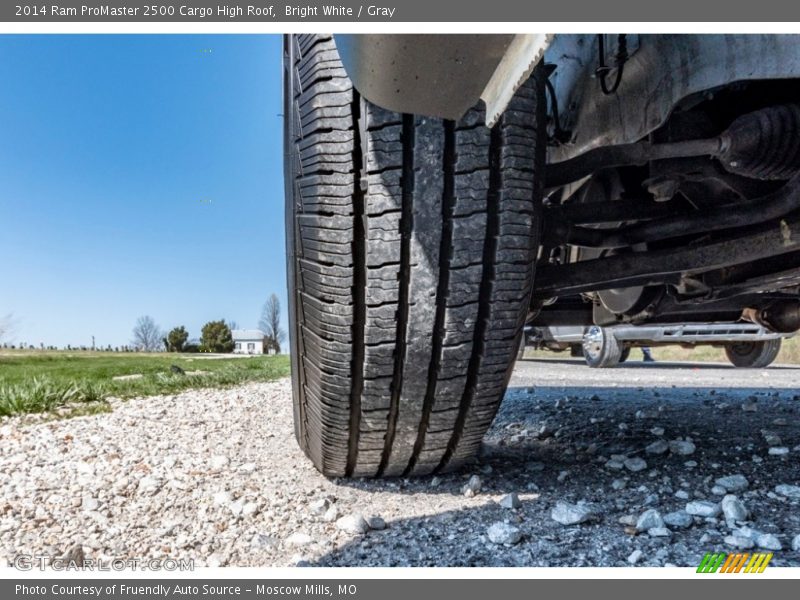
[345,90,366,477]
[404,120,455,476]
[435,123,503,473]
[376,114,415,477]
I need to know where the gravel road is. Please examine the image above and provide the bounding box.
[2,358,800,568]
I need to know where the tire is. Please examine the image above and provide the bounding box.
[724,339,782,368]
[582,326,623,368]
[619,346,631,363]
[284,34,545,478]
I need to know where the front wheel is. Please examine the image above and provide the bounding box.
[724,339,782,368]
[284,34,546,477]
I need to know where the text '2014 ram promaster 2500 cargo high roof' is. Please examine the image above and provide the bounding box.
[284,34,800,477]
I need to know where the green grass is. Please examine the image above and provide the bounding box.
[0,350,290,418]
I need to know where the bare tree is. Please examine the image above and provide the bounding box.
[259,294,286,354]
[0,313,18,343]
[131,315,164,352]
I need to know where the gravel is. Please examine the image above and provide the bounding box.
[1,358,800,567]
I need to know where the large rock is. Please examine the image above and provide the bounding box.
[487,522,522,545]
[336,514,369,535]
[775,484,800,499]
[663,511,693,529]
[636,509,664,532]
[624,457,648,472]
[499,493,521,509]
[715,474,749,493]
[721,495,748,521]
[462,475,482,497]
[645,440,669,455]
[669,440,696,456]
[685,500,721,517]
[551,502,595,525]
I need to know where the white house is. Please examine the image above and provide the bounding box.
[232,329,266,355]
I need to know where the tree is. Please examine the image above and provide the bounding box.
[131,315,164,352]
[166,326,189,352]
[200,320,234,353]
[259,294,286,354]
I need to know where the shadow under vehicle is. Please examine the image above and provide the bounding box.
[522,323,791,368]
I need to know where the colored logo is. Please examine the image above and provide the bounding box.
[697,552,773,573]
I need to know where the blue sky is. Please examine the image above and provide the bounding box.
[0,34,286,348]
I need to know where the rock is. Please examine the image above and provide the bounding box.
[336,514,369,535]
[229,500,244,517]
[669,440,696,455]
[645,440,669,455]
[60,544,85,563]
[81,496,99,511]
[741,401,758,412]
[210,455,229,469]
[212,491,233,506]
[756,533,782,551]
[636,509,664,532]
[648,527,671,537]
[321,504,339,522]
[762,432,782,446]
[674,490,690,500]
[611,479,626,491]
[685,500,721,517]
[605,459,625,470]
[721,495,748,521]
[499,493,521,509]
[250,533,279,550]
[715,474,749,493]
[137,476,162,496]
[624,457,648,472]
[207,552,226,567]
[366,516,386,530]
[768,447,789,456]
[628,549,643,565]
[285,532,314,547]
[462,475,482,497]
[725,534,755,549]
[775,484,800,499]
[618,515,638,527]
[309,498,330,515]
[650,427,665,436]
[486,522,522,545]
[663,511,693,529]
[792,534,800,552]
[551,502,595,525]
[242,502,259,518]
[711,486,727,496]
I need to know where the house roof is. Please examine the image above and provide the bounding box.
[232,329,265,341]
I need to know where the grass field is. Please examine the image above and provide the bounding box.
[0,350,290,418]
